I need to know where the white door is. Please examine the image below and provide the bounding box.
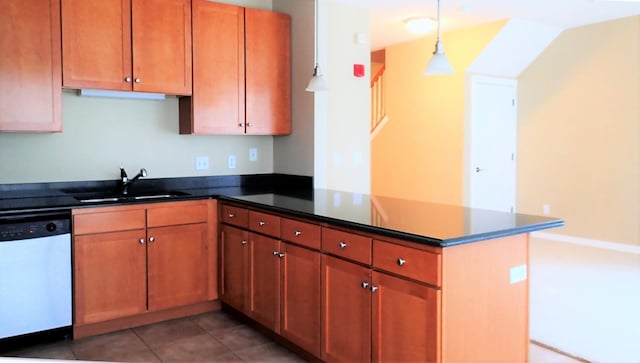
[469,76,517,213]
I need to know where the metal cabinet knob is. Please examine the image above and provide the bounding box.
[273,250,279,256]
[259,221,266,226]
[228,213,235,218]
[247,123,253,127]
[278,253,285,258]
[339,241,347,249]
[294,230,302,237]
[139,238,145,244]
[370,285,378,293]
[134,78,141,83]
[238,123,244,127]
[397,258,406,266]
[149,236,155,243]
[241,240,248,245]
[361,282,369,289]
[125,77,132,83]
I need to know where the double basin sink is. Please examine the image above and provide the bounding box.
[70,190,191,203]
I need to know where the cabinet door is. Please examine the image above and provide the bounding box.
[221,225,249,312]
[74,229,147,324]
[147,223,208,311]
[249,233,281,332]
[0,0,61,132]
[131,0,192,95]
[61,0,132,90]
[371,271,439,363]
[245,8,291,135]
[321,255,371,362]
[281,243,321,357]
[182,0,245,134]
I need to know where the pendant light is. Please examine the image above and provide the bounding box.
[423,0,454,75]
[306,0,328,92]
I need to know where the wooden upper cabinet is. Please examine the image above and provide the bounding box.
[245,7,291,135]
[61,0,191,95]
[180,1,290,135]
[181,0,245,134]
[0,0,61,132]
[61,0,131,91]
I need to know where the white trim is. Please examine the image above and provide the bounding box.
[370,114,389,141]
[531,231,640,255]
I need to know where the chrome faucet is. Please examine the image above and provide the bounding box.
[120,167,147,195]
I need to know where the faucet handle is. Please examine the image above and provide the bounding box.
[120,167,128,182]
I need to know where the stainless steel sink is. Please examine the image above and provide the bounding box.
[74,191,190,203]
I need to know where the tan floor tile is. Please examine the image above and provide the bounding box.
[134,317,206,349]
[191,311,244,333]
[233,342,307,363]
[72,329,159,362]
[151,333,240,362]
[210,324,273,352]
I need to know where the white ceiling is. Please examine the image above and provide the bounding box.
[334,0,640,50]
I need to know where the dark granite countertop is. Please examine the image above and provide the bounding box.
[0,174,563,248]
[221,191,564,247]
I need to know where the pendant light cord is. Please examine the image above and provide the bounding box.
[314,0,319,69]
[436,0,442,48]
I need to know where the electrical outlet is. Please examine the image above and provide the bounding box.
[249,148,258,162]
[543,204,550,215]
[195,156,209,171]
[228,155,237,169]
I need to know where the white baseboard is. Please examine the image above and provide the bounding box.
[531,231,640,255]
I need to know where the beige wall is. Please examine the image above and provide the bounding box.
[272,0,314,177]
[0,92,274,183]
[518,16,639,246]
[371,20,506,204]
[371,21,505,204]
[519,16,640,361]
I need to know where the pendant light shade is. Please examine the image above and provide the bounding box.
[306,0,328,92]
[424,0,454,75]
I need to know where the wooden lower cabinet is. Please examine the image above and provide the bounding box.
[74,229,147,325]
[220,225,249,312]
[147,223,208,311]
[281,243,321,357]
[371,271,439,363]
[249,233,281,331]
[72,201,213,337]
[321,255,371,362]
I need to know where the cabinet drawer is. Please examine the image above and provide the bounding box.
[74,209,146,235]
[147,201,208,227]
[322,228,371,265]
[373,240,441,286]
[281,218,320,250]
[221,204,248,228]
[249,210,281,238]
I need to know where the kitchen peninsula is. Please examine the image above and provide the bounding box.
[218,190,563,362]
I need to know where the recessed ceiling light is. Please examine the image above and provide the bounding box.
[404,16,436,34]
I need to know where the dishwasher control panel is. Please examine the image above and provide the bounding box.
[0,215,70,241]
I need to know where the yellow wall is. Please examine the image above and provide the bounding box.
[372,20,506,204]
[518,16,640,246]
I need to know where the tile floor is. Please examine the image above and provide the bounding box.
[2,311,584,362]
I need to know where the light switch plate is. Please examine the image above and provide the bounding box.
[228,155,237,169]
[195,156,209,171]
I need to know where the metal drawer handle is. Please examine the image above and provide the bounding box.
[241,240,248,245]
[259,221,266,226]
[397,258,406,266]
[294,230,302,237]
[339,242,347,249]
[228,213,235,218]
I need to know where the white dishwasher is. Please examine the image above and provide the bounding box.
[0,211,72,348]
